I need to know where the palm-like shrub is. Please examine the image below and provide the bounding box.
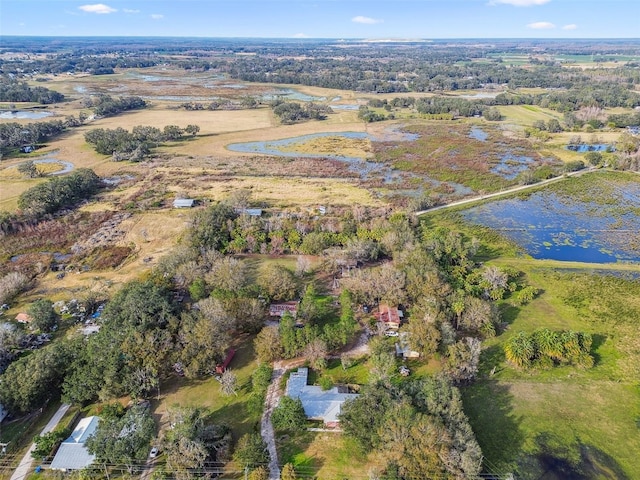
[504,332,534,369]
[505,329,594,370]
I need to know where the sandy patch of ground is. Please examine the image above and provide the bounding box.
[34,210,188,299]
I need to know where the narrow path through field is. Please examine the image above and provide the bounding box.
[416,167,597,216]
[10,404,70,480]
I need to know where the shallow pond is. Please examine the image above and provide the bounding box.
[461,189,640,263]
[11,252,72,262]
[331,104,361,111]
[10,157,74,176]
[260,88,326,102]
[33,157,74,175]
[490,153,534,180]
[0,110,54,119]
[227,131,370,159]
[227,130,469,194]
[469,126,488,142]
[566,144,614,153]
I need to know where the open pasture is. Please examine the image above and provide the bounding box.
[496,105,563,127]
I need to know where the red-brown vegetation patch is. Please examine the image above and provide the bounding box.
[373,123,557,193]
[85,245,134,270]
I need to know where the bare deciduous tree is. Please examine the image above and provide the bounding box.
[220,369,237,396]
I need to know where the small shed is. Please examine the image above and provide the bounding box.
[215,348,236,374]
[395,332,420,359]
[173,198,195,208]
[15,313,32,324]
[0,403,7,423]
[269,301,299,318]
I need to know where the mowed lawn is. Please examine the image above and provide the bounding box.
[496,105,563,127]
[462,263,640,478]
[277,431,382,480]
[155,335,261,440]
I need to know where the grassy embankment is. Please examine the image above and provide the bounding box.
[421,177,640,478]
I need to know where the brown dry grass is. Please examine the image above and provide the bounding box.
[29,210,188,303]
[90,106,274,134]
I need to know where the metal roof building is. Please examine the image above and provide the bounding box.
[173,198,195,208]
[285,367,358,426]
[50,416,99,471]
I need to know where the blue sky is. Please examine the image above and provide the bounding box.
[1,0,639,38]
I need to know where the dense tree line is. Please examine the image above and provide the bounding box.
[340,376,482,479]
[0,79,64,103]
[492,84,640,112]
[85,94,146,117]
[17,168,101,218]
[84,124,199,161]
[0,119,66,154]
[86,404,155,473]
[271,101,332,124]
[0,54,156,76]
[0,337,78,413]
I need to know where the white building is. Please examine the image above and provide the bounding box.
[50,416,99,471]
[285,367,358,427]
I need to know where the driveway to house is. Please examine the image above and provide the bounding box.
[260,327,372,480]
[10,404,70,480]
[262,361,284,480]
[261,359,308,480]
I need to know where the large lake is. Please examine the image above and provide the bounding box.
[461,187,640,263]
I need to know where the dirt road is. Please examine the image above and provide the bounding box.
[416,167,596,216]
[261,361,284,480]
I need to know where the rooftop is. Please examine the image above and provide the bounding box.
[50,416,99,471]
[286,367,358,424]
[173,198,195,208]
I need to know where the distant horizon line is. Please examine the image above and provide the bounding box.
[1,35,640,41]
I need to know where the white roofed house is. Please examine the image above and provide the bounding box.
[285,367,358,428]
[50,416,99,471]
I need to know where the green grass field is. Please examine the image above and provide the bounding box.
[422,204,640,479]
[156,335,261,440]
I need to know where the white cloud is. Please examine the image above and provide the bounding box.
[527,21,556,29]
[123,9,140,14]
[352,16,383,25]
[151,14,164,20]
[562,24,578,30]
[78,4,117,14]
[293,33,309,38]
[490,0,551,6]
